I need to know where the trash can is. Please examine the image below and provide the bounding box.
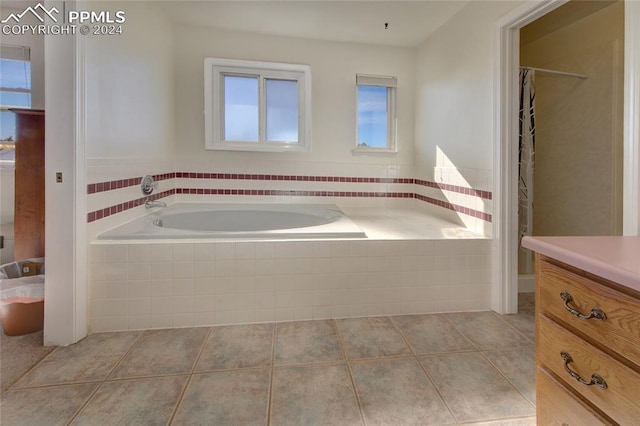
[0,270,45,336]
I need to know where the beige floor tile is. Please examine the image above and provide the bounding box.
[350,358,455,425]
[501,311,536,342]
[14,332,141,387]
[445,312,533,350]
[109,328,209,379]
[71,376,187,425]
[270,363,362,426]
[420,352,535,423]
[196,323,273,372]
[483,348,536,404]
[274,320,343,365]
[172,369,270,425]
[336,317,411,359]
[0,383,98,426]
[392,314,475,354]
[1,330,55,391]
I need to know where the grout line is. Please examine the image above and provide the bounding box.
[100,330,145,381]
[439,313,483,351]
[167,326,214,425]
[266,322,277,426]
[388,316,461,425]
[7,379,103,391]
[494,309,536,345]
[331,319,367,426]
[1,342,59,393]
[64,380,106,425]
[64,330,156,425]
[479,349,536,409]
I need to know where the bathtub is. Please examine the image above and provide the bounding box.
[98,203,366,240]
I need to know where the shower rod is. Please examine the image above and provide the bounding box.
[520,66,588,79]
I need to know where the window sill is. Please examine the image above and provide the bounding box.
[207,143,309,153]
[352,147,398,156]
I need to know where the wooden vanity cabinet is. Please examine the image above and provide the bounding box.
[535,254,640,425]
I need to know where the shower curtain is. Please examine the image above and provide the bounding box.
[519,68,535,275]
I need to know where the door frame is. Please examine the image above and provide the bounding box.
[492,0,640,314]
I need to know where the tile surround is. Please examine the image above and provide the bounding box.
[86,171,493,225]
[89,239,492,332]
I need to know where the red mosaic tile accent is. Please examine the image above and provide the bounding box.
[86,172,492,223]
[414,194,492,222]
[414,179,492,200]
[87,172,176,195]
[87,189,175,223]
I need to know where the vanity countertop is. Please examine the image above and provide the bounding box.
[521,236,640,293]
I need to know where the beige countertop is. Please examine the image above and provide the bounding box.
[521,236,640,293]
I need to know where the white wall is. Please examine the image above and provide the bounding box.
[174,25,416,174]
[84,1,176,239]
[414,1,520,178]
[85,1,174,160]
[413,1,520,234]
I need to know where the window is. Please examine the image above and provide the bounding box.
[0,45,31,163]
[205,58,311,152]
[355,74,397,153]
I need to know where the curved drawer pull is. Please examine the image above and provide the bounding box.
[560,291,607,320]
[560,351,608,389]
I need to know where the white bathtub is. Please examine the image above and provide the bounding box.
[98,203,366,240]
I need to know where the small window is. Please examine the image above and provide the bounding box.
[205,58,311,152]
[0,45,31,163]
[355,74,397,153]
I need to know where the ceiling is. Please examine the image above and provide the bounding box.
[157,1,471,47]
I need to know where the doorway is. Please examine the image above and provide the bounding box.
[517,1,624,292]
[493,0,640,315]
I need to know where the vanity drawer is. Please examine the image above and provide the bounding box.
[536,367,613,426]
[538,259,640,367]
[538,314,640,425]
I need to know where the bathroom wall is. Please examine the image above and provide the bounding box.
[82,2,505,236]
[520,1,624,238]
[413,1,518,234]
[173,24,416,183]
[169,22,493,229]
[85,1,176,239]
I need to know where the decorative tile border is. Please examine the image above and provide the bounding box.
[87,189,174,223]
[87,173,492,224]
[87,173,175,195]
[175,188,413,197]
[414,179,492,200]
[87,173,491,200]
[415,194,492,222]
[176,172,414,184]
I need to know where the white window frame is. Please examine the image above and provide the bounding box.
[0,44,31,164]
[354,74,397,154]
[204,57,311,152]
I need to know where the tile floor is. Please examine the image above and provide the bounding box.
[1,294,536,425]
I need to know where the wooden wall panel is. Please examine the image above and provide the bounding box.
[13,109,45,261]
